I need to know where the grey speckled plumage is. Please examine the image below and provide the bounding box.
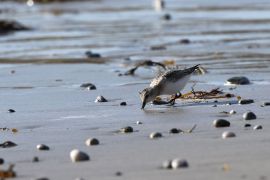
[150,65,199,87]
[140,64,200,109]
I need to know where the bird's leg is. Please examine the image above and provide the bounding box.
[168,92,182,105]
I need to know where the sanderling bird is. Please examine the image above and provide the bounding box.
[139,64,200,109]
[153,0,165,11]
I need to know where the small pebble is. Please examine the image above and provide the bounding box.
[115,171,123,176]
[0,141,17,148]
[150,45,166,51]
[226,76,250,85]
[244,124,251,127]
[253,125,263,130]
[171,159,189,169]
[85,51,101,58]
[229,110,236,114]
[162,13,171,20]
[212,104,217,107]
[95,95,108,103]
[35,177,49,180]
[32,156,39,162]
[262,102,270,106]
[70,149,90,162]
[225,93,233,98]
[239,99,254,105]
[226,103,231,106]
[243,111,257,120]
[222,131,236,139]
[85,138,99,146]
[120,126,133,133]
[170,128,179,134]
[136,121,143,125]
[213,119,230,128]
[36,144,50,151]
[162,160,172,169]
[80,83,96,90]
[149,132,162,139]
[179,39,190,44]
[8,109,15,113]
[120,102,127,106]
[0,158,4,165]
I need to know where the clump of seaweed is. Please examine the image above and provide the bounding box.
[0,165,16,179]
[181,87,234,100]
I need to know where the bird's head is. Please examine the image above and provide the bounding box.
[139,87,157,109]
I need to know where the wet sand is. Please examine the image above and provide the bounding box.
[1,0,270,179]
[0,63,270,180]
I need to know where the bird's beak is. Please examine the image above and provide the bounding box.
[141,99,146,109]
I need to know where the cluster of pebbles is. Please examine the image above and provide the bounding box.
[212,76,266,140]
[3,75,268,180]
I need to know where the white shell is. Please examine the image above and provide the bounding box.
[70,149,90,162]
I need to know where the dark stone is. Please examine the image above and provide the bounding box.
[80,83,96,90]
[262,102,270,106]
[171,159,189,169]
[239,99,254,105]
[179,39,190,44]
[115,171,122,176]
[37,144,50,151]
[225,93,233,98]
[244,124,251,127]
[213,119,230,128]
[170,128,179,134]
[243,111,257,120]
[120,102,127,106]
[162,13,171,20]
[35,178,49,180]
[0,158,4,165]
[0,141,17,148]
[8,109,15,113]
[0,20,30,34]
[32,156,39,162]
[95,96,108,103]
[120,126,133,133]
[150,132,162,139]
[86,138,99,146]
[253,125,263,130]
[226,76,250,85]
[150,45,166,51]
[85,51,101,58]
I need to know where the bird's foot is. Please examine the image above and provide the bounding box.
[167,92,182,106]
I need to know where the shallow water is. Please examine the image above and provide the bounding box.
[0,0,269,73]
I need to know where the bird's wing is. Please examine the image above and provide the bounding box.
[149,64,199,87]
[164,65,199,82]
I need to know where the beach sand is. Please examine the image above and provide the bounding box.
[0,63,269,180]
[1,0,270,179]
